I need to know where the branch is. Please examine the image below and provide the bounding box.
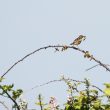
[24,78,104,94]
[86,64,110,71]
[0,101,9,110]
[91,85,104,93]
[1,45,110,78]
[38,94,43,110]
[0,86,20,110]
[85,64,99,71]
[24,79,62,92]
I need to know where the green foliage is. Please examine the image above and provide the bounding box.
[12,89,23,100]
[0,79,23,110]
[1,37,110,110]
[104,83,110,99]
[34,78,110,110]
[0,77,4,82]
[1,75,110,110]
[2,84,14,92]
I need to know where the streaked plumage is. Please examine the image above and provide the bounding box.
[70,35,86,46]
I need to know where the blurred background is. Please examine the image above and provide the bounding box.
[0,0,110,109]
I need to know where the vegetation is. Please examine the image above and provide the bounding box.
[0,36,110,110]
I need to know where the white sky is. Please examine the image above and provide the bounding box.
[0,0,110,109]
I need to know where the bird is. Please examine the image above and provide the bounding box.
[70,35,86,46]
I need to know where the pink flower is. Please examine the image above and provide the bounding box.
[67,95,73,105]
[49,97,58,110]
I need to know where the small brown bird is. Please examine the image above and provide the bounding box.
[70,35,86,46]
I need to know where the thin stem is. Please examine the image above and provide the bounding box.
[86,64,110,71]
[0,86,20,110]
[0,101,9,110]
[38,94,43,110]
[1,45,110,78]
[85,79,90,110]
[24,78,104,94]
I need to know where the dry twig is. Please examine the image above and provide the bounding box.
[0,101,9,110]
[0,86,20,110]
[1,45,110,78]
[24,78,104,94]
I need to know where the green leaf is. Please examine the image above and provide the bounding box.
[104,88,110,96]
[65,104,74,110]
[35,102,45,106]
[0,77,5,82]
[92,100,101,109]
[104,83,110,88]
[2,84,14,91]
[90,90,98,95]
[12,89,23,100]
